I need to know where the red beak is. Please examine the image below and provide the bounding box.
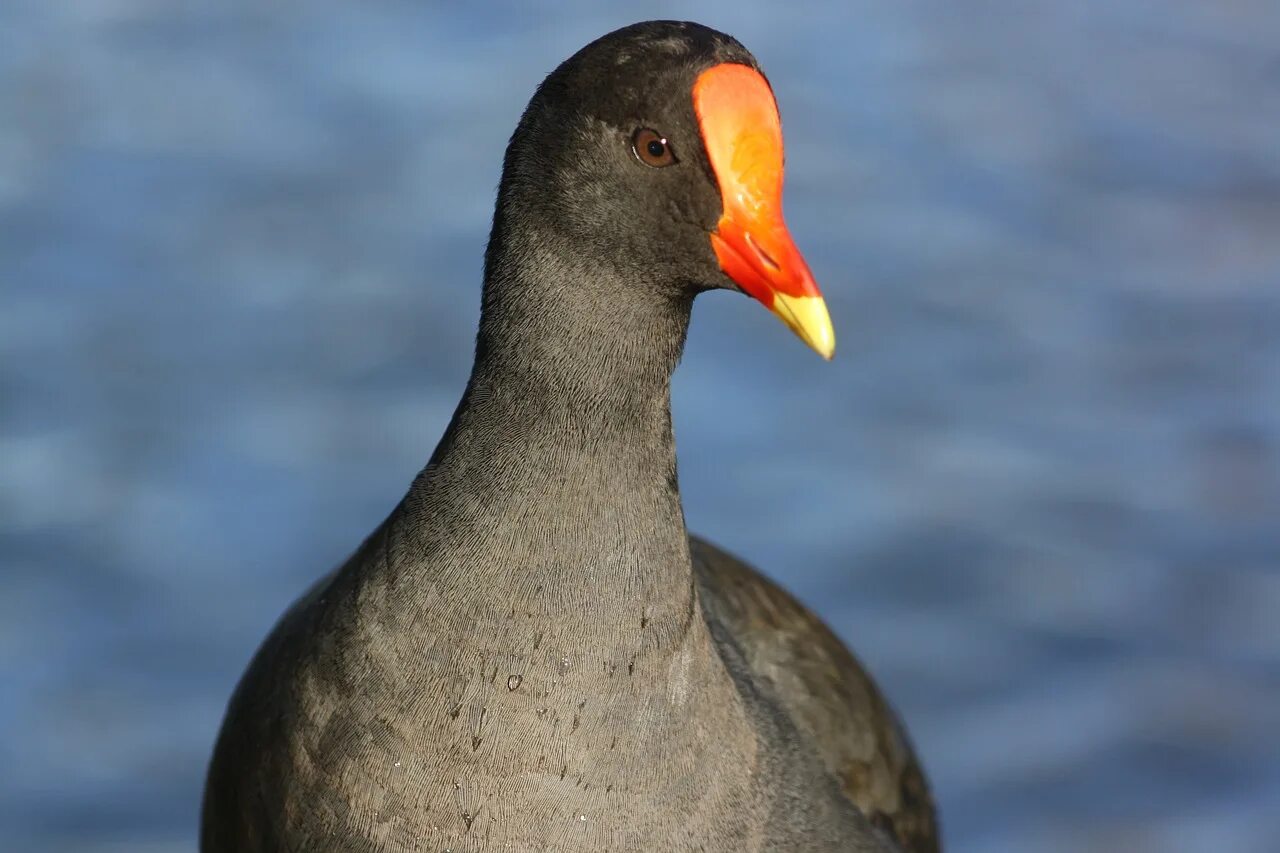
[693,63,835,359]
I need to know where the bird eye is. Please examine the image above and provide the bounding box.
[632,128,676,167]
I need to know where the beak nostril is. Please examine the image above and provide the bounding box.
[744,231,780,272]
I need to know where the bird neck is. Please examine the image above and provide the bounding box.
[395,230,699,642]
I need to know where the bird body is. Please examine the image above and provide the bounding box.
[203,21,937,852]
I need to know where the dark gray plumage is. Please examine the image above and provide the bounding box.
[202,21,938,852]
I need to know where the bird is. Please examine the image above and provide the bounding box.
[202,20,938,853]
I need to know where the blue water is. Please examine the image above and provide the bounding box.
[3,2,1279,850]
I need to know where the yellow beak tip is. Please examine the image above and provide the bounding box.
[771,293,836,361]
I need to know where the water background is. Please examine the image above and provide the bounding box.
[3,2,1279,850]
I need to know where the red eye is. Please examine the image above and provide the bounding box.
[632,128,676,167]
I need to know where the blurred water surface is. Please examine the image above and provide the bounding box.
[3,1,1279,851]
